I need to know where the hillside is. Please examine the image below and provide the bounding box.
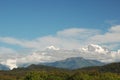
[77,62,120,74]
[100,62,120,73]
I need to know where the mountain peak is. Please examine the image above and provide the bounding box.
[43,57,104,69]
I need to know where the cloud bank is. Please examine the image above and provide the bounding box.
[0,25,120,69]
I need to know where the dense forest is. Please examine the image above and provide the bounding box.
[0,62,120,80]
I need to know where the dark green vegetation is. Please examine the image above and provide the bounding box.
[77,62,120,73]
[0,62,120,80]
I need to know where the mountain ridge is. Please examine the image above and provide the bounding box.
[42,57,104,69]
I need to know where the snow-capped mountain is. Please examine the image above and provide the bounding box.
[0,44,120,70]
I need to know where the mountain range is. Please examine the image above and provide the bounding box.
[0,57,104,70]
[42,57,104,69]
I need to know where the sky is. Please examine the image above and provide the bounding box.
[0,0,120,69]
[0,0,120,52]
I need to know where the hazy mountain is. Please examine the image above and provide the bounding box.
[0,64,9,70]
[42,57,104,69]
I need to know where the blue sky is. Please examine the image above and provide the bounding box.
[0,0,120,51]
[0,0,120,38]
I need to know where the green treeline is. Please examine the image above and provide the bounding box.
[23,71,120,80]
[1,70,120,80]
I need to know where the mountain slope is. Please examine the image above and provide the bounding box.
[43,57,104,69]
[99,62,120,73]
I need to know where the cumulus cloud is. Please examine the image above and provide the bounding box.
[0,47,18,69]
[0,47,52,69]
[90,25,120,49]
[1,59,17,70]
[17,52,52,65]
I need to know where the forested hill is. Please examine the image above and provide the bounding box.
[77,62,120,73]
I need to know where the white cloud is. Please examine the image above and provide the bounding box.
[0,47,17,54]
[90,25,120,49]
[1,59,17,70]
[0,37,40,49]
[57,28,100,39]
[0,47,17,61]
[16,52,52,67]
[0,25,120,50]
[109,25,120,32]
[0,28,100,50]
[0,47,18,69]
